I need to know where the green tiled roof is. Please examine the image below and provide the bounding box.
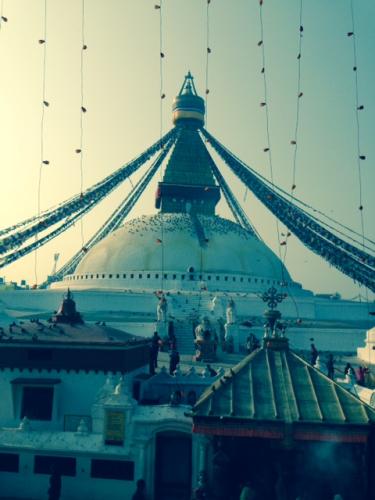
[193,347,375,426]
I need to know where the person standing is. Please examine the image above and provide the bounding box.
[48,467,61,500]
[326,353,335,379]
[132,479,147,500]
[150,331,161,371]
[169,348,180,375]
[310,343,318,366]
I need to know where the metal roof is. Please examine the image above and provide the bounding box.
[193,343,375,427]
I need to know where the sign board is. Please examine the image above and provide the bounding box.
[105,410,125,446]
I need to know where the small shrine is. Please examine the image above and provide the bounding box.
[52,289,84,325]
[191,287,375,500]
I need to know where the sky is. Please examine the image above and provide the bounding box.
[0,0,374,300]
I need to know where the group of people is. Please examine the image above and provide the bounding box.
[310,342,370,386]
[149,330,181,376]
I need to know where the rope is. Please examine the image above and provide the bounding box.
[257,2,283,260]
[205,0,211,127]
[0,0,7,32]
[155,0,165,292]
[348,0,369,306]
[257,1,299,314]
[79,0,86,249]
[35,0,48,286]
[281,0,304,268]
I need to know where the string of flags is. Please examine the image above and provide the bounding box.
[53,141,175,280]
[202,128,375,292]
[0,129,175,257]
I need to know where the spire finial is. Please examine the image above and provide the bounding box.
[173,72,205,127]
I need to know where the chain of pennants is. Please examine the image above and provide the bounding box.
[0,125,374,292]
[200,128,375,293]
[0,128,176,268]
[52,136,176,282]
[208,154,259,238]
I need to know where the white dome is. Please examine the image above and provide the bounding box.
[57,214,296,292]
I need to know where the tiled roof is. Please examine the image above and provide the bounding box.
[193,345,375,427]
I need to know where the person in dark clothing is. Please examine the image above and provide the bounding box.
[326,353,335,379]
[48,467,61,500]
[150,331,161,371]
[132,479,147,500]
[169,348,180,375]
[310,343,318,366]
[206,363,217,376]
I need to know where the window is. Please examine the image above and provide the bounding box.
[123,274,126,278]
[102,274,105,279]
[91,275,94,279]
[216,276,220,281]
[34,455,76,476]
[139,274,143,279]
[248,278,251,282]
[255,279,258,283]
[164,274,167,279]
[90,459,134,481]
[240,277,243,282]
[85,275,88,279]
[27,349,53,362]
[0,453,19,473]
[109,274,113,279]
[116,274,120,279]
[155,274,159,279]
[130,274,134,279]
[199,275,202,280]
[181,274,185,280]
[224,277,228,281]
[21,387,54,421]
[147,274,150,278]
[96,274,99,279]
[207,275,211,280]
[233,277,236,282]
[172,274,176,280]
[189,275,194,281]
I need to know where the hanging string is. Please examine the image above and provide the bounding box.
[348,0,369,304]
[348,1,366,248]
[257,0,299,318]
[78,0,86,250]
[257,4,285,273]
[155,1,165,292]
[35,0,48,286]
[205,0,211,128]
[282,0,304,266]
[0,0,8,32]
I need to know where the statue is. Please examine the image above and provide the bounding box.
[195,317,217,362]
[225,298,236,325]
[195,317,213,341]
[157,295,168,322]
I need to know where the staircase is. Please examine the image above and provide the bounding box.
[169,292,222,354]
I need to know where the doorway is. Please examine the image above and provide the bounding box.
[154,431,192,500]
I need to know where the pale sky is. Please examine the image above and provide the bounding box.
[0,0,374,300]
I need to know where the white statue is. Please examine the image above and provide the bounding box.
[157,295,168,322]
[226,298,236,325]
